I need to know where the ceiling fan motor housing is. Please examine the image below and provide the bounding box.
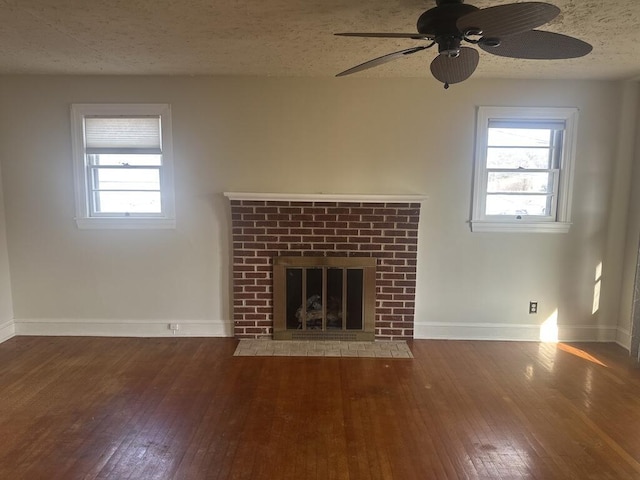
[418,3,479,57]
[417,4,479,36]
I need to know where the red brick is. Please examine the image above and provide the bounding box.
[279,221,302,228]
[289,243,313,250]
[315,214,338,222]
[327,208,351,214]
[398,208,420,216]
[245,299,269,306]
[397,222,419,230]
[396,237,418,245]
[393,294,416,301]
[245,272,268,279]
[235,306,258,314]
[234,293,258,300]
[242,227,266,235]
[254,206,278,214]
[303,207,327,215]
[336,243,359,250]
[290,228,314,235]
[279,236,302,243]
[312,243,336,250]
[379,329,403,336]
[231,206,255,214]
[325,222,349,229]
[234,320,259,327]
[245,327,269,334]
[291,214,315,222]
[279,207,302,214]
[392,308,415,315]
[243,258,269,265]
[245,286,268,293]
[394,266,417,273]
[337,214,361,222]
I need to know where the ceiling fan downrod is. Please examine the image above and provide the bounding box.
[437,36,462,57]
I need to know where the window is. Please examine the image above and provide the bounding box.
[471,106,578,233]
[71,104,175,229]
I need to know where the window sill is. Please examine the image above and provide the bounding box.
[75,217,176,230]
[470,221,571,233]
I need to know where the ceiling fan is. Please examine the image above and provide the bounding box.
[335,0,592,89]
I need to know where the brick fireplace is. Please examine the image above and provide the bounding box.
[225,193,424,340]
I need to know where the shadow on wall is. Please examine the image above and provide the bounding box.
[631,239,640,361]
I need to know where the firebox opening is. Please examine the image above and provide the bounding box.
[274,257,376,341]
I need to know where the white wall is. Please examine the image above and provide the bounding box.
[0,162,14,342]
[618,85,640,351]
[0,75,630,342]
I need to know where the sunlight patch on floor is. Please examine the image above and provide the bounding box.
[558,343,607,367]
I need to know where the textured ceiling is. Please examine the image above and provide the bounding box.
[1,0,639,81]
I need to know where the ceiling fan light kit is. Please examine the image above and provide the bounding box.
[335,0,592,88]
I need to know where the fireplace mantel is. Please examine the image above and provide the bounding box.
[223,192,427,203]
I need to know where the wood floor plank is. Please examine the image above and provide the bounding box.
[1,337,640,479]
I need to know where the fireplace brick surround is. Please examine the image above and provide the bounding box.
[225,193,423,340]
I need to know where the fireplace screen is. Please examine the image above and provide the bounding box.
[273,257,376,341]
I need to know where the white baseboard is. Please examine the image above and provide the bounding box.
[14,318,233,338]
[414,321,618,343]
[0,319,15,343]
[616,327,632,350]
[9,318,625,345]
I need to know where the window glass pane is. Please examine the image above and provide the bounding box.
[488,128,551,147]
[487,147,551,169]
[93,168,160,191]
[90,154,162,166]
[487,172,553,194]
[94,191,161,213]
[486,194,551,216]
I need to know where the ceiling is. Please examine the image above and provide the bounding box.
[1,0,639,81]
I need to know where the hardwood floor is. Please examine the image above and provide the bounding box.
[0,337,639,479]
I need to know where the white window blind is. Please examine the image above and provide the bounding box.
[85,117,162,153]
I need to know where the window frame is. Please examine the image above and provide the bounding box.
[71,103,176,229]
[471,106,579,233]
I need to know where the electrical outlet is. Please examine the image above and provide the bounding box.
[529,302,538,314]
[168,323,180,331]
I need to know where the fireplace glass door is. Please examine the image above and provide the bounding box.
[274,257,375,341]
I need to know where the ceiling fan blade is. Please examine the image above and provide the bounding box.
[457,2,560,38]
[336,46,430,77]
[479,30,592,59]
[335,32,434,40]
[430,47,479,86]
